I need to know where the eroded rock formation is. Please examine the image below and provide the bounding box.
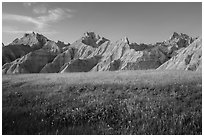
[2,31,201,74]
[157,38,202,71]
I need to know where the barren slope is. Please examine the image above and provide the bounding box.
[157,38,202,71]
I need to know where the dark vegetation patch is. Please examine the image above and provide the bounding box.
[2,81,202,135]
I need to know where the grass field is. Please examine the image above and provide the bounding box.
[2,70,202,135]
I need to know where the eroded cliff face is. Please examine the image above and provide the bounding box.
[2,32,49,66]
[40,47,76,73]
[2,49,57,74]
[2,31,201,74]
[41,32,110,73]
[60,56,102,73]
[10,32,49,49]
[90,32,195,72]
[157,38,202,71]
[2,44,33,65]
[2,32,70,74]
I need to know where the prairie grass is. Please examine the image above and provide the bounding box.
[2,70,202,134]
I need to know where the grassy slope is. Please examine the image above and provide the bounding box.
[2,70,202,135]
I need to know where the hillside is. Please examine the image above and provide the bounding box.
[2,32,201,74]
[157,38,202,71]
[2,32,70,74]
[2,32,49,65]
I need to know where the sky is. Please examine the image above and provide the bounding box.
[2,2,202,45]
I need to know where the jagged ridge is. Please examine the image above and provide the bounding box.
[2,31,201,74]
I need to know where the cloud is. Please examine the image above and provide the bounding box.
[3,6,75,36]
[65,8,76,13]
[3,7,73,30]
[2,13,45,29]
[33,4,47,14]
[38,8,73,22]
[23,2,35,7]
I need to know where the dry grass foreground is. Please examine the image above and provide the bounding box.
[2,70,202,135]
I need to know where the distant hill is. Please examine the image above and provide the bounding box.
[157,37,202,71]
[2,31,201,74]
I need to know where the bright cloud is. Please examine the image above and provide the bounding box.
[3,7,74,34]
[65,8,76,13]
[38,8,73,22]
[33,4,48,14]
[2,13,45,29]
[3,2,75,36]
[23,2,35,7]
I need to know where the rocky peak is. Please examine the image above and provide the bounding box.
[170,32,192,41]
[158,38,202,71]
[82,32,101,43]
[81,32,109,47]
[56,40,70,46]
[36,33,49,41]
[10,32,49,49]
[83,32,100,40]
[24,32,35,37]
[57,40,64,44]
[56,40,70,51]
[170,32,180,39]
[121,37,129,44]
[166,32,194,48]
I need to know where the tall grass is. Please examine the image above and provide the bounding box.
[2,70,202,134]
